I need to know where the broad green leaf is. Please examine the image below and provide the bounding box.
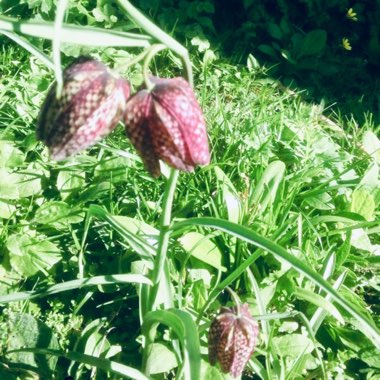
[17,163,44,198]
[356,163,380,207]
[179,231,225,271]
[113,215,159,243]
[0,200,16,219]
[0,141,24,168]
[272,333,314,359]
[363,131,380,164]
[145,343,178,374]
[191,36,210,52]
[360,347,380,368]
[333,326,372,352]
[304,192,335,211]
[351,187,375,220]
[57,169,86,199]
[33,201,71,224]
[6,313,59,377]
[351,228,374,253]
[299,29,326,57]
[188,269,212,287]
[258,44,278,58]
[6,234,61,277]
[94,156,131,183]
[79,182,111,202]
[200,360,225,379]
[142,309,201,380]
[0,168,22,199]
[248,282,277,315]
[278,321,299,333]
[0,166,42,199]
[267,22,282,40]
[361,162,380,188]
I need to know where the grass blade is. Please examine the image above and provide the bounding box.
[0,274,151,304]
[6,348,150,380]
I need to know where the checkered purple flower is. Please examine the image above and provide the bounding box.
[37,57,130,160]
[124,76,210,177]
[208,304,259,378]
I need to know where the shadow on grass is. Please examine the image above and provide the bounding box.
[212,0,380,125]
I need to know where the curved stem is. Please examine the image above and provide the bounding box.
[226,287,241,314]
[116,0,193,87]
[148,168,179,311]
[53,0,68,98]
[142,43,167,90]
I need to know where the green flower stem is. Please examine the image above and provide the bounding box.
[142,43,167,90]
[225,287,242,314]
[116,0,193,87]
[147,168,179,311]
[52,0,69,97]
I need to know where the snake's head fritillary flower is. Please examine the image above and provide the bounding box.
[124,76,210,177]
[208,304,259,378]
[37,56,130,160]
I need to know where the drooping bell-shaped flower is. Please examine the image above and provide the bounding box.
[208,303,259,378]
[124,76,210,177]
[37,56,130,160]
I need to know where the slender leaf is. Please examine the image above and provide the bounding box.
[0,15,152,47]
[6,348,149,380]
[0,274,151,304]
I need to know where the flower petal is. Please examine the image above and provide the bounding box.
[124,90,161,177]
[152,77,210,166]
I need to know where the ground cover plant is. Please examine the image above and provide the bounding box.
[0,1,380,379]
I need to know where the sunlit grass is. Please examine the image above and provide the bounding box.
[0,38,379,379]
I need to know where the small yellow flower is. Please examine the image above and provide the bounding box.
[342,37,352,51]
[346,8,358,21]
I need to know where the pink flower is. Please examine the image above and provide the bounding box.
[124,76,210,177]
[37,57,130,160]
[208,304,259,378]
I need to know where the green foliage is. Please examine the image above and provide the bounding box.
[0,1,379,379]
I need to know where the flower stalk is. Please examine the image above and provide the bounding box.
[148,168,179,311]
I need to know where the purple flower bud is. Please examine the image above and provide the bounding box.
[208,304,259,378]
[124,76,210,177]
[37,57,130,160]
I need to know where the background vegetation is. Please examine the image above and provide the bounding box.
[0,0,379,379]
